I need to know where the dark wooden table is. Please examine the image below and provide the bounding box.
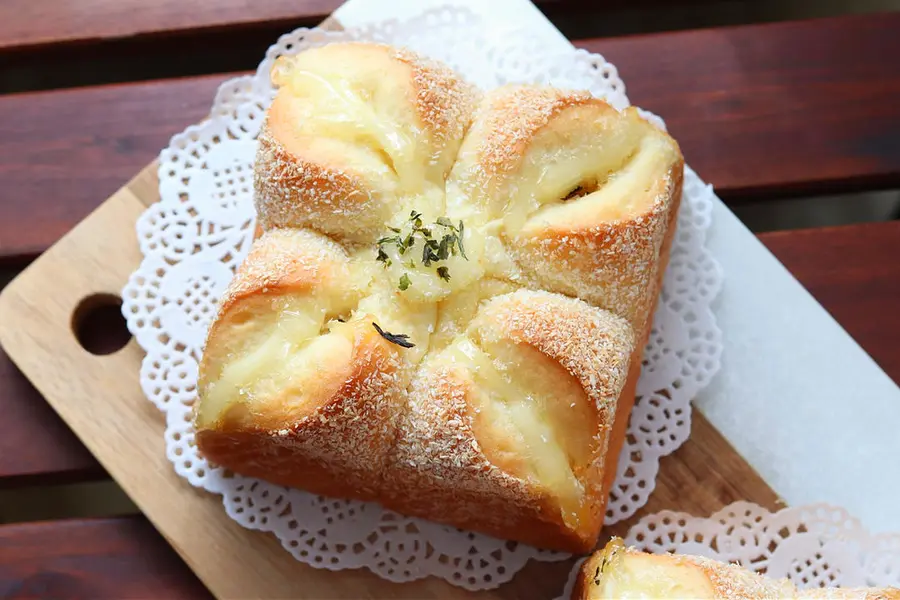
[0,3,899,597]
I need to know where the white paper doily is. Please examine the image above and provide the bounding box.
[122,7,723,590]
[556,502,900,599]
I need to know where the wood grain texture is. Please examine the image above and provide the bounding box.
[608,414,782,535]
[0,7,896,595]
[0,0,337,52]
[760,222,900,384]
[578,13,900,201]
[0,516,210,599]
[3,14,899,260]
[0,113,895,600]
[0,186,481,600]
[0,414,778,600]
[0,163,779,599]
[4,219,899,489]
[0,74,231,260]
[0,347,102,485]
[0,0,591,53]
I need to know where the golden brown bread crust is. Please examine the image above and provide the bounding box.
[197,43,686,552]
[449,85,683,332]
[195,322,406,501]
[196,229,411,500]
[447,86,642,213]
[210,227,353,318]
[255,42,480,242]
[574,539,900,600]
[511,157,683,333]
[384,290,634,552]
[600,164,682,500]
[444,87,684,534]
[255,120,387,243]
[198,228,357,387]
[449,86,606,201]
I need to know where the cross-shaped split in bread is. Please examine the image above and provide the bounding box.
[195,42,683,553]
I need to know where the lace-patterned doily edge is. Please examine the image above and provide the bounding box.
[556,501,900,599]
[124,8,728,592]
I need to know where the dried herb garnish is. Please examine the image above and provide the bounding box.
[457,220,467,259]
[372,322,415,348]
[422,238,439,266]
[593,541,621,586]
[376,247,391,267]
[375,211,468,290]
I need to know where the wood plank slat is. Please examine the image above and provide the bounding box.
[0,413,778,600]
[0,219,898,496]
[0,8,896,594]
[0,0,338,52]
[0,0,598,54]
[0,73,233,260]
[581,13,900,200]
[2,13,899,260]
[759,222,900,382]
[0,516,210,599]
[0,346,102,485]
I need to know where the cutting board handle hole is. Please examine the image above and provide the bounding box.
[72,293,131,355]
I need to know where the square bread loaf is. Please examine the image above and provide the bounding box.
[194,42,683,552]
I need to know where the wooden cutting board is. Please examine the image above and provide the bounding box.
[0,9,780,600]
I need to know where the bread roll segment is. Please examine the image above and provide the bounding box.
[385,290,634,551]
[449,85,683,331]
[443,85,684,529]
[196,42,687,552]
[255,42,480,242]
[574,539,900,599]
[196,228,415,500]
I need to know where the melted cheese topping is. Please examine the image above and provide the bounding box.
[276,46,466,206]
[478,221,523,281]
[431,278,517,351]
[204,69,683,537]
[352,280,437,366]
[369,228,486,304]
[524,134,678,231]
[592,548,715,600]
[283,69,422,187]
[440,336,594,527]
[198,297,354,428]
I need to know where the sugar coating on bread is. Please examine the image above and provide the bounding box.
[386,290,634,550]
[256,42,480,242]
[197,42,685,552]
[470,289,634,405]
[457,86,595,183]
[196,229,416,499]
[390,46,481,161]
[449,85,683,330]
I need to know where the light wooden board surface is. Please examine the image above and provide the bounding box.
[0,158,780,600]
[0,8,781,600]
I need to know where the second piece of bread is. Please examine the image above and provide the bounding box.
[574,539,900,599]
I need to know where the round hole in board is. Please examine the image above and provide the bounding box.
[71,294,131,355]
